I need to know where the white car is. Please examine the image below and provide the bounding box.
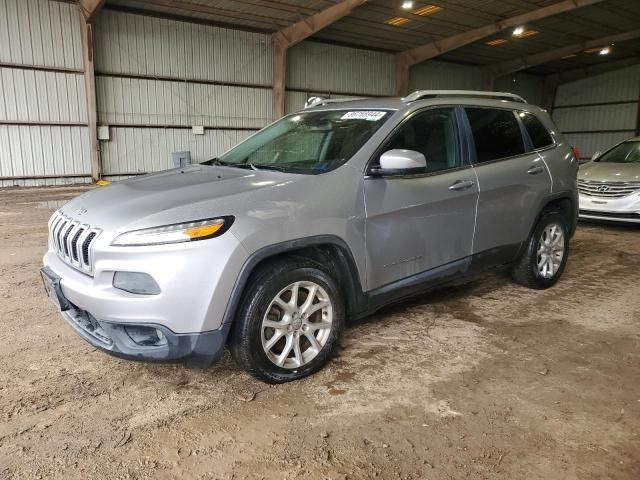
[578,137,640,223]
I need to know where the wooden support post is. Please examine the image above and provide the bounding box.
[80,14,100,182]
[271,0,367,119]
[395,54,410,97]
[272,37,287,120]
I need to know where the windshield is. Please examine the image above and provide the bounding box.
[207,109,392,174]
[598,141,640,163]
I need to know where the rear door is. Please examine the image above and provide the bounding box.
[463,107,551,257]
[363,107,479,290]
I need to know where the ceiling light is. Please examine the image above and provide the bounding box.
[385,16,410,26]
[518,29,539,38]
[402,1,414,9]
[561,53,577,59]
[486,38,508,46]
[599,46,611,55]
[584,47,603,53]
[512,26,525,36]
[413,4,443,16]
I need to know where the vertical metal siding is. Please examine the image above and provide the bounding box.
[100,127,253,175]
[285,91,308,115]
[555,65,640,107]
[0,0,87,187]
[553,104,637,132]
[0,67,86,123]
[564,132,633,159]
[409,60,486,92]
[287,41,394,96]
[0,0,82,70]
[96,76,271,128]
[0,125,91,178]
[494,73,544,106]
[93,11,271,84]
[553,64,640,157]
[92,11,273,177]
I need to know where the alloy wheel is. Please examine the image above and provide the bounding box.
[261,281,333,369]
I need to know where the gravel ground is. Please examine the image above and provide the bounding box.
[0,186,639,480]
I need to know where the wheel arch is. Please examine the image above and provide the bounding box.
[539,193,577,237]
[220,236,366,337]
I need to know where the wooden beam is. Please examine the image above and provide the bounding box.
[271,0,367,119]
[273,0,367,49]
[79,14,100,182]
[394,0,604,95]
[272,39,288,120]
[486,29,640,78]
[556,56,640,84]
[78,0,106,22]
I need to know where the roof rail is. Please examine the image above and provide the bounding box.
[304,96,367,109]
[403,90,527,104]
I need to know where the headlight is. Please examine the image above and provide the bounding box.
[111,216,233,246]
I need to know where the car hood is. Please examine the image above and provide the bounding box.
[59,165,301,232]
[578,162,640,183]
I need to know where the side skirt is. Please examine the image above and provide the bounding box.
[356,243,521,319]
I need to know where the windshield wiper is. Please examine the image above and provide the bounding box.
[251,164,289,172]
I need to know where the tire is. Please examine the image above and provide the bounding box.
[229,256,345,383]
[511,211,569,289]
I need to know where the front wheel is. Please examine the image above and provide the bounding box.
[229,257,345,383]
[511,211,569,289]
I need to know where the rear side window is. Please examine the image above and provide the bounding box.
[519,112,554,149]
[465,108,525,163]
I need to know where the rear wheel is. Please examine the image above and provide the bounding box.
[511,211,569,289]
[229,257,344,383]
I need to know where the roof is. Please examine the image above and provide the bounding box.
[104,0,640,75]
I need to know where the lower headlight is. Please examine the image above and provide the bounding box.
[111,216,234,246]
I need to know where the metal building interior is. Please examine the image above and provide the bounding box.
[1,1,639,479]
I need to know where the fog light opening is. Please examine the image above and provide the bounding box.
[113,271,161,295]
[124,326,168,347]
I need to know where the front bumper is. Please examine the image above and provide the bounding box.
[60,298,229,366]
[578,193,640,224]
[42,227,249,365]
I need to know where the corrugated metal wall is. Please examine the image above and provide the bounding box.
[409,60,487,92]
[284,41,395,114]
[0,0,90,187]
[93,10,270,177]
[410,60,545,105]
[494,73,544,106]
[553,64,640,159]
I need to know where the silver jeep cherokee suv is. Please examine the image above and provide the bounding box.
[42,90,578,383]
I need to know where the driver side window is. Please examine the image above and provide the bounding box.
[378,107,462,173]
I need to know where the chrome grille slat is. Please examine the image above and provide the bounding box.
[48,211,101,275]
[578,180,640,198]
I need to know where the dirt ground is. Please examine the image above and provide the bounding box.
[0,186,638,480]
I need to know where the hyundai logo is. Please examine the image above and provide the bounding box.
[76,207,88,216]
[596,185,611,193]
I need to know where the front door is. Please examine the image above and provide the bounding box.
[363,107,479,290]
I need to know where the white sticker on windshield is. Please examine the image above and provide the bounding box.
[341,111,386,121]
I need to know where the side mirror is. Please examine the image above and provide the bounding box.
[591,151,602,162]
[372,149,426,176]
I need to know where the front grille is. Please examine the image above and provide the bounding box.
[49,211,101,274]
[578,179,640,198]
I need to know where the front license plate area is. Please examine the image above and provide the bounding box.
[41,267,71,312]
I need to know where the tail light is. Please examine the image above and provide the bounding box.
[571,146,581,162]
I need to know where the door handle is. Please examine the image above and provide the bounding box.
[449,179,474,191]
[527,165,545,175]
